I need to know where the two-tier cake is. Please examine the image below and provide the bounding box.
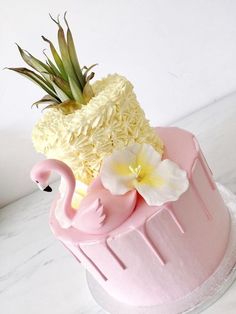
[10,13,236,314]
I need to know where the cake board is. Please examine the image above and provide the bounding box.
[86,183,236,314]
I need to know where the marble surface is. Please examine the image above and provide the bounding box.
[1,93,236,314]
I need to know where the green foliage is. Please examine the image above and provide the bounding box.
[8,12,96,114]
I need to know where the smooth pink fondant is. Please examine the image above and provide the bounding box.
[43,127,230,307]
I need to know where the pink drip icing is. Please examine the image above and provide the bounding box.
[193,137,215,190]
[198,151,216,190]
[77,244,108,281]
[60,241,81,263]
[103,238,127,270]
[191,181,212,220]
[136,223,165,266]
[165,204,185,234]
[189,159,212,220]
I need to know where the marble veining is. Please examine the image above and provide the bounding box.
[1,94,236,313]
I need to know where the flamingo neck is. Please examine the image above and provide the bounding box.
[41,159,76,220]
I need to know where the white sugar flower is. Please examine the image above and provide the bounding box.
[100,143,189,206]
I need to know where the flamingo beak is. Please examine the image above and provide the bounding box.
[36,181,52,192]
[43,185,52,192]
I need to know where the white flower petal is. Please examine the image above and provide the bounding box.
[100,146,137,194]
[135,159,189,206]
[129,143,161,172]
[100,142,189,204]
[135,183,169,206]
[136,143,162,168]
[157,159,189,196]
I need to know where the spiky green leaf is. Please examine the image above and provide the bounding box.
[86,71,95,82]
[41,36,68,80]
[31,94,58,108]
[56,21,83,91]
[43,51,62,77]
[68,75,84,102]
[16,44,57,87]
[42,103,59,111]
[51,81,70,102]
[43,99,81,114]
[16,44,51,74]
[83,63,98,81]
[8,67,58,99]
[50,75,73,99]
[64,13,85,88]
[83,82,94,103]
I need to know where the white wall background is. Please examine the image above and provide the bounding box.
[1,0,236,207]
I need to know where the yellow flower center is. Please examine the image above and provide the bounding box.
[113,149,166,188]
[129,164,142,179]
[129,162,165,187]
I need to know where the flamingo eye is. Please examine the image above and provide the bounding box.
[36,180,39,183]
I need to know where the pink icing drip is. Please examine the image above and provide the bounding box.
[165,204,185,234]
[189,176,212,220]
[61,241,81,263]
[78,244,108,281]
[198,151,216,191]
[136,223,165,266]
[193,137,215,190]
[103,238,127,270]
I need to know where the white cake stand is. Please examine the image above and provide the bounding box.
[86,183,236,314]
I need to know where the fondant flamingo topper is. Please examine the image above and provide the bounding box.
[31,159,137,235]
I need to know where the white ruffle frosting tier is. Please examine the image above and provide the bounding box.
[86,183,236,314]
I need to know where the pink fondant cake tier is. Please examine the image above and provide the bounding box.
[49,127,231,307]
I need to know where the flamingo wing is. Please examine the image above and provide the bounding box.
[72,198,106,231]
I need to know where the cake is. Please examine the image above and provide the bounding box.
[10,13,235,313]
[31,127,233,313]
